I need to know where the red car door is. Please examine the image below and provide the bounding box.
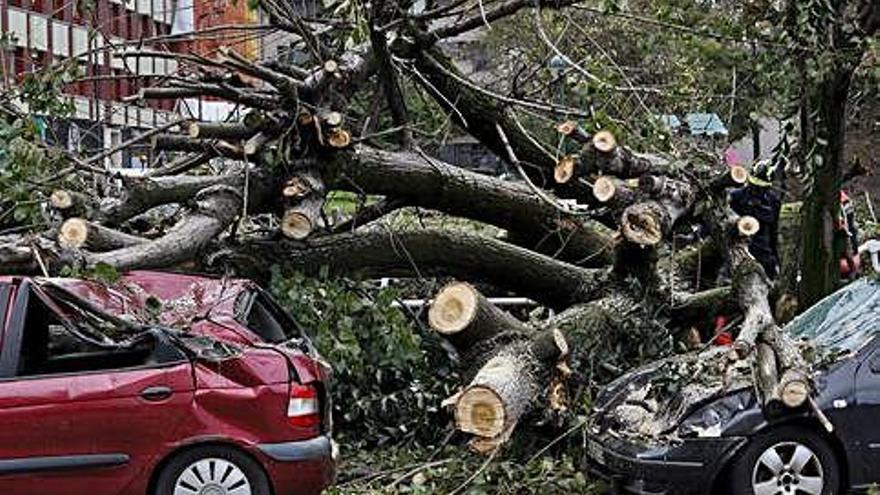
[0,281,195,495]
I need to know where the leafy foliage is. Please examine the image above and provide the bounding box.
[558,293,675,406]
[59,263,122,285]
[481,0,796,149]
[0,118,66,229]
[19,60,78,116]
[0,57,78,230]
[270,269,459,446]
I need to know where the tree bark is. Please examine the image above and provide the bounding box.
[151,134,245,157]
[799,69,855,307]
[326,146,614,266]
[97,171,278,226]
[619,176,695,246]
[454,324,567,452]
[280,170,326,240]
[87,186,242,270]
[239,228,609,309]
[188,122,259,141]
[410,49,591,200]
[49,190,95,219]
[579,136,674,179]
[454,342,544,439]
[58,218,145,251]
[730,243,775,352]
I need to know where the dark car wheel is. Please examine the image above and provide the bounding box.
[154,446,271,495]
[726,425,841,495]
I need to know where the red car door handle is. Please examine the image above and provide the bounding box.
[140,386,173,402]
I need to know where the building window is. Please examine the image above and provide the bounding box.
[105,127,123,169]
[68,123,82,152]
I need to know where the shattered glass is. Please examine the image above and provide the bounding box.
[597,346,754,442]
[784,278,880,354]
[28,279,245,364]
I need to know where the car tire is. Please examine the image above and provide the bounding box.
[725,425,841,495]
[154,445,272,495]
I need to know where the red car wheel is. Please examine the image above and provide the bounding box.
[154,446,272,495]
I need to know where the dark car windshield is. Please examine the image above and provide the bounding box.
[784,279,880,353]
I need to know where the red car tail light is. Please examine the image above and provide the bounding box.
[288,383,321,430]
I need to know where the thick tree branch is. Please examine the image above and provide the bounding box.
[327,146,614,265]
[238,228,608,309]
[88,186,243,270]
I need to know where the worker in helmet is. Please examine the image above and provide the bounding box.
[729,160,782,278]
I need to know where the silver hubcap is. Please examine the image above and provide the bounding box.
[752,442,824,495]
[173,458,252,495]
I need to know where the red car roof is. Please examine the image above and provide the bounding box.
[13,271,260,345]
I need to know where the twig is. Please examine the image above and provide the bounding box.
[866,191,877,223]
[31,244,49,277]
[85,118,187,166]
[448,449,498,495]
[524,416,588,465]
[387,459,453,489]
[404,62,470,128]
[338,458,452,488]
[421,53,592,118]
[494,123,590,217]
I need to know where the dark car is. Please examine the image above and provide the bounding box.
[587,278,880,495]
[0,271,336,495]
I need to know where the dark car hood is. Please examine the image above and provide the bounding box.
[592,346,755,442]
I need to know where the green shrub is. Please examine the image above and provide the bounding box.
[270,269,459,446]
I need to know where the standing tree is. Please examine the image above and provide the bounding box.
[782,0,879,306]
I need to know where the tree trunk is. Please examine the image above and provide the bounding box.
[88,185,242,270]
[454,339,551,446]
[239,228,609,309]
[799,69,853,307]
[280,170,326,240]
[58,218,145,251]
[428,281,528,352]
[49,190,95,219]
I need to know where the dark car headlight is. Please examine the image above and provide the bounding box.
[678,390,754,438]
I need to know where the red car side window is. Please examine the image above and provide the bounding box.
[11,285,171,378]
[237,290,304,344]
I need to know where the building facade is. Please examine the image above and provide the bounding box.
[0,0,267,169]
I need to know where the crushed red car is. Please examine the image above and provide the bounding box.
[0,270,336,495]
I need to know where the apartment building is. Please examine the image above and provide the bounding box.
[0,0,270,169]
[1,0,186,166]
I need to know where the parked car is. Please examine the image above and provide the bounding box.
[587,278,880,495]
[0,271,336,495]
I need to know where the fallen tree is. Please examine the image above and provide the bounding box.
[0,0,821,458]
